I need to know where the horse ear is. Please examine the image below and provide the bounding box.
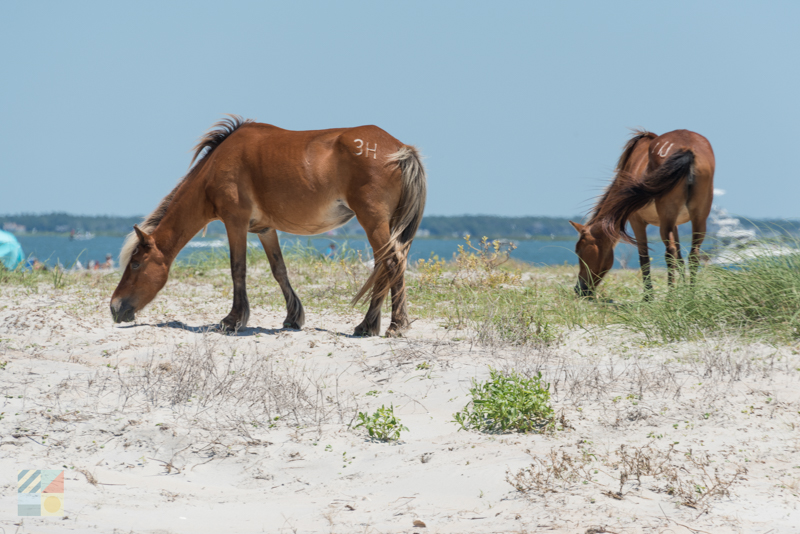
[133,225,155,248]
[569,221,585,234]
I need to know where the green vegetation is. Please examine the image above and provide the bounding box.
[3,233,800,344]
[613,255,800,342]
[453,368,555,434]
[354,404,408,441]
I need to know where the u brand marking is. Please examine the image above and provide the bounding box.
[658,142,674,158]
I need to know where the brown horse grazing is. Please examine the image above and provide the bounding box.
[569,129,715,298]
[110,116,426,336]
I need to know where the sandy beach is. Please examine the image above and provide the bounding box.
[2,270,800,533]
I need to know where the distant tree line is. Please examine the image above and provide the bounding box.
[0,212,141,235]
[2,212,798,240]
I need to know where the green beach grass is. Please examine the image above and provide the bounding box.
[3,236,799,344]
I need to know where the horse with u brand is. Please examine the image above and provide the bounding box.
[110,116,427,336]
[570,129,715,298]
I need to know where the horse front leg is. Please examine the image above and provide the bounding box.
[220,219,250,332]
[631,219,653,300]
[258,229,305,329]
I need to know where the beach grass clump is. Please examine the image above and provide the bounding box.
[354,404,408,441]
[614,254,800,342]
[454,368,555,433]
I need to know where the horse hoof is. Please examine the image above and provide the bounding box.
[283,320,303,330]
[220,316,244,333]
[353,324,379,337]
[385,323,409,338]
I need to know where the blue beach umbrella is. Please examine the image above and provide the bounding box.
[0,230,24,270]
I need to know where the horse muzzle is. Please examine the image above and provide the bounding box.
[110,299,136,323]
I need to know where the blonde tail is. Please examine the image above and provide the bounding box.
[352,145,427,305]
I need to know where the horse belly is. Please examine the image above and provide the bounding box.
[253,198,356,236]
[637,202,691,227]
[637,202,660,225]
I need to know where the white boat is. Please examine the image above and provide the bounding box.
[72,231,94,241]
[707,207,796,266]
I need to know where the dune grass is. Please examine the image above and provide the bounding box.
[3,236,799,344]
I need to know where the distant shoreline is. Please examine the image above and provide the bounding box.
[3,212,799,241]
[9,231,580,242]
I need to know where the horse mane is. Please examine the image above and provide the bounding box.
[119,115,254,268]
[588,129,657,224]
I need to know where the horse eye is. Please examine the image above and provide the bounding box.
[131,262,140,270]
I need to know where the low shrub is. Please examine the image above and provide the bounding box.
[354,404,408,441]
[454,368,555,433]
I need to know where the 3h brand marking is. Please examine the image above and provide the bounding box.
[353,139,377,159]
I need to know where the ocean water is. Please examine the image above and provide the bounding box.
[14,234,675,269]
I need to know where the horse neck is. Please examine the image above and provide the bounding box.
[152,180,212,265]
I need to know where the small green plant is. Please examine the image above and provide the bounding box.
[354,404,408,441]
[453,235,521,288]
[416,254,447,287]
[51,266,66,290]
[453,368,555,433]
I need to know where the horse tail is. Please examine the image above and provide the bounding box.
[589,130,657,224]
[599,149,696,244]
[352,145,427,306]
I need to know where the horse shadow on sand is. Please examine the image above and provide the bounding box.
[116,320,362,338]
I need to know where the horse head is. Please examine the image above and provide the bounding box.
[570,220,614,298]
[110,225,170,323]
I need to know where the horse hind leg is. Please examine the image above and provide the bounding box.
[386,269,410,337]
[353,221,405,337]
[631,219,653,300]
[673,224,686,281]
[689,217,707,286]
[659,222,680,288]
[258,229,305,329]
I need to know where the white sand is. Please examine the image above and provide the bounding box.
[2,276,800,533]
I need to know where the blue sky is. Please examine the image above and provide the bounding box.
[1,1,798,219]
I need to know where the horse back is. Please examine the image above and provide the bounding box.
[220,123,404,181]
[647,130,715,179]
[199,123,407,235]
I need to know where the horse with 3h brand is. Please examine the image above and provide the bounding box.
[110,116,427,336]
[570,129,715,298]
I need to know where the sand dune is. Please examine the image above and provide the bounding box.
[2,277,800,533]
